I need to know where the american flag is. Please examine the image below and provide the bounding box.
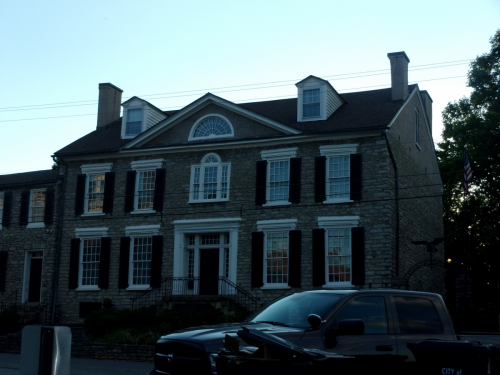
[463,149,473,194]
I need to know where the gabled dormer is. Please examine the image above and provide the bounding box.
[121,97,167,139]
[295,75,345,122]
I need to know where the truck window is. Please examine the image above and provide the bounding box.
[394,296,443,334]
[333,296,388,334]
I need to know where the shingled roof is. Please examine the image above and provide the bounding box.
[0,169,61,188]
[53,85,416,157]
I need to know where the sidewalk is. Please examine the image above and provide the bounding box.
[0,353,152,375]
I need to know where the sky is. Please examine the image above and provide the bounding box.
[1,0,499,175]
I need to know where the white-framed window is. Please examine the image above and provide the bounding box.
[130,159,163,213]
[27,189,46,228]
[189,153,231,203]
[125,225,160,290]
[320,144,358,203]
[75,227,108,291]
[303,89,320,117]
[257,219,297,289]
[81,163,112,216]
[126,108,143,136]
[188,115,234,141]
[415,108,420,148]
[0,191,4,228]
[318,216,359,288]
[261,148,297,206]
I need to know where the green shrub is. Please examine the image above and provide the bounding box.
[0,310,20,335]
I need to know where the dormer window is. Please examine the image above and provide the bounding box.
[188,115,234,141]
[296,75,345,122]
[303,89,320,117]
[126,108,143,135]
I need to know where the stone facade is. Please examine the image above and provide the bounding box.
[1,54,445,325]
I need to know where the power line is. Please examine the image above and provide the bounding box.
[0,59,472,112]
[0,74,467,123]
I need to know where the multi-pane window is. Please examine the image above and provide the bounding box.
[265,232,288,285]
[328,156,350,199]
[126,108,143,135]
[188,249,195,278]
[303,89,320,117]
[0,192,4,225]
[192,117,233,138]
[415,109,420,146]
[87,174,105,212]
[81,239,100,286]
[190,154,230,202]
[137,170,156,210]
[131,237,152,286]
[327,229,351,283]
[269,160,289,201]
[30,191,46,222]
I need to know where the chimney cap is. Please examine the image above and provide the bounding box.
[387,51,410,63]
[99,82,123,93]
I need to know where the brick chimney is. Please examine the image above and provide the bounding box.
[387,52,409,101]
[97,83,123,129]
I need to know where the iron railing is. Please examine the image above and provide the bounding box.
[1,290,49,324]
[131,276,260,312]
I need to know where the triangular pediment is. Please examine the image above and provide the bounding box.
[123,93,300,149]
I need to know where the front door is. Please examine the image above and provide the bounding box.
[199,249,219,295]
[28,256,43,303]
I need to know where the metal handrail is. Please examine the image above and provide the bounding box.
[130,276,259,312]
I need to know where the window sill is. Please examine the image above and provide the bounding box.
[0,224,3,230]
[322,283,354,289]
[131,209,156,214]
[262,201,292,207]
[81,212,105,217]
[27,222,45,229]
[188,199,229,204]
[126,286,151,291]
[75,286,101,292]
[323,198,353,204]
[260,285,291,290]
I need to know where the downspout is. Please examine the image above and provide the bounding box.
[51,160,67,324]
[384,131,400,277]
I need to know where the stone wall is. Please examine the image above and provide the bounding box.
[84,343,154,362]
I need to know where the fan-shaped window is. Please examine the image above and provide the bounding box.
[191,116,233,140]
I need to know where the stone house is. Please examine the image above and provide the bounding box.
[0,169,62,323]
[1,51,444,324]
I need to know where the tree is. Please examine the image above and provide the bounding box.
[437,29,500,314]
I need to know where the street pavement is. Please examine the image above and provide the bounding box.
[0,353,153,375]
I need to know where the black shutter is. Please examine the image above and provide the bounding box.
[315,156,327,202]
[289,158,302,204]
[69,238,81,289]
[150,235,163,288]
[44,188,55,225]
[251,232,264,287]
[98,237,111,289]
[288,230,301,287]
[351,227,365,285]
[153,168,166,212]
[350,154,362,201]
[19,190,30,226]
[2,191,12,227]
[124,171,137,213]
[312,229,326,286]
[118,237,131,289]
[255,160,268,206]
[103,172,115,214]
[0,251,7,293]
[75,174,87,215]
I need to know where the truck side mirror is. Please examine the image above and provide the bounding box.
[307,314,324,331]
[325,319,365,339]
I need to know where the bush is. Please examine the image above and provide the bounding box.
[0,310,20,335]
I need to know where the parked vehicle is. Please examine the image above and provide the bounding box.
[149,289,500,375]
